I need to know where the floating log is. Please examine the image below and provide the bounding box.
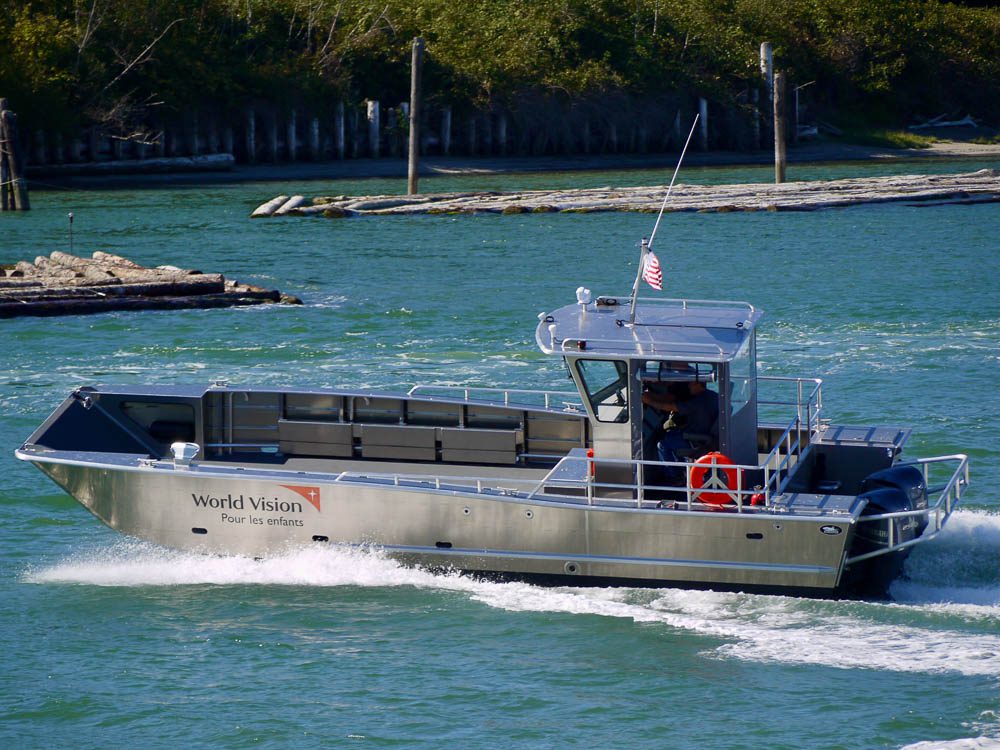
[251,195,289,218]
[272,195,307,216]
[0,251,300,318]
[251,169,1000,218]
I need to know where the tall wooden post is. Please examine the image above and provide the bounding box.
[309,116,320,160]
[498,112,508,155]
[350,107,360,158]
[774,72,787,184]
[366,100,380,158]
[698,97,709,150]
[287,110,297,161]
[760,42,774,147]
[267,111,278,162]
[440,106,452,155]
[245,107,256,163]
[335,101,346,160]
[0,126,8,211]
[0,100,30,210]
[408,37,424,195]
[760,43,774,105]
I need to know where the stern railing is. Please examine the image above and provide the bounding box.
[844,453,969,565]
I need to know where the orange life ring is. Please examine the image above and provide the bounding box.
[689,452,741,506]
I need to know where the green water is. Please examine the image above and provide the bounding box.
[2,160,999,749]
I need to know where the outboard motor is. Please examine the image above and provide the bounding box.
[859,464,929,537]
[845,465,928,597]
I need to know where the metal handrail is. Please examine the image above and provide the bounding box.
[407,384,583,410]
[557,337,727,357]
[398,375,827,510]
[601,294,757,316]
[844,454,969,565]
[526,453,762,511]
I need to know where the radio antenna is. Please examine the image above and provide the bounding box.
[627,114,700,325]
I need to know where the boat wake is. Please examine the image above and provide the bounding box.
[23,510,1000,680]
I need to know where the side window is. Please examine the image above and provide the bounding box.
[576,359,629,423]
[729,338,755,416]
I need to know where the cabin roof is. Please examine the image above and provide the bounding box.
[535,294,762,362]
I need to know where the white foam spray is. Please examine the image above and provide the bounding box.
[23,510,1000,679]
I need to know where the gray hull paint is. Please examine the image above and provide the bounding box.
[30,456,850,592]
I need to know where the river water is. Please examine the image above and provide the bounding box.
[2,159,999,749]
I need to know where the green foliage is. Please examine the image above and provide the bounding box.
[0,0,997,134]
[839,127,937,149]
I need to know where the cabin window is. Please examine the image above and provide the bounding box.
[576,359,629,423]
[729,338,755,416]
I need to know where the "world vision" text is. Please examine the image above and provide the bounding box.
[191,493,303,514]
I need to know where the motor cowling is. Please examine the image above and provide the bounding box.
[860,465,928,535]
[854,465,928,552]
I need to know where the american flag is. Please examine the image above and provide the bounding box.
[642,250,662,290]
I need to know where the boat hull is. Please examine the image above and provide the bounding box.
[27,454,854,595]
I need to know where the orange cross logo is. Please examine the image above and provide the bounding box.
[279,485,321,512]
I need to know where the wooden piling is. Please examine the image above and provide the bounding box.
[335,102,346,160]
[245,107,256,163]
[760,42,774,145]
[774,72,787,184]
[408,37,424,195]
[366,100,380,158]
[309,117,320,160]
[698,98,709,150]
[0,130,8,211]
[267,111,278,162]
[287,110,298,161]
[760,43,774,105]
[0,102,30,211]
[350,107,360,159]
[440,106,452,156]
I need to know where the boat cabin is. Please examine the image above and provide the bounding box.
[536,293,762,481]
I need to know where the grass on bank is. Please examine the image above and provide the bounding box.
[839,128,938,149]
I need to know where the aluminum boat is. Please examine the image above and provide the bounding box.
[16,289,969,597]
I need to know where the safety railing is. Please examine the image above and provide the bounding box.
[524,453,764,511]
[407,384,583,411]
[844,454,969,565]
[756,376,824,500]
[758,376,824,436]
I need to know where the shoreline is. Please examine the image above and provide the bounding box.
[27,139,1000,191]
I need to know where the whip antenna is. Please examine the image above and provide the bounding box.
[648,113,699,252]
[627,114,700,325]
